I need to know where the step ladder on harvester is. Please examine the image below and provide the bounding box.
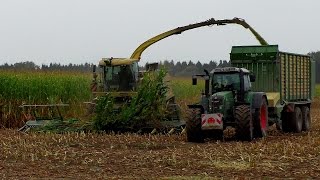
[18,104,69,132]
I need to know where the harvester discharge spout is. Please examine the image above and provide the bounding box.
[130,17,268,60]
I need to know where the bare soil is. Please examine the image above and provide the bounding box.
[1,99,319,179]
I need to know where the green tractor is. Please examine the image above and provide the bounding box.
[187,67,267,142]
[187,45,315,142]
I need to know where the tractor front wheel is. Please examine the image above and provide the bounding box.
[186,109,204,143]
[235,105,253,141]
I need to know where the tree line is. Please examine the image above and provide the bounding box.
[0,60,230,76]
[0,53,319,83]
[0,61,93,73]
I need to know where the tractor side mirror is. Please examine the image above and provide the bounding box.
[192,76,197,85]
[250,74,256,82]
[93,65,96,73]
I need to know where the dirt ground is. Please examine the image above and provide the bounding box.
[0,99,319,179]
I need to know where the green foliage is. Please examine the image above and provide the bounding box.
[0,70,91,128]
[171,78,204,101]
[93,94,118,130]
[93,69,169,131]
[0,71,91,103]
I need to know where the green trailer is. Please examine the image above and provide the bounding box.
[231,45,315,132]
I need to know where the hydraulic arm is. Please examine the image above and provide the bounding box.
[130,17,268,60]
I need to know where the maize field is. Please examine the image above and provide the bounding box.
[0,70,92,128]
[0,70,320,179]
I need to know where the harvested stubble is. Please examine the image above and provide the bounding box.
[0,98,319,179]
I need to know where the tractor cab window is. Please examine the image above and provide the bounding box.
[243,74,251,91]
[104,66,120,91]
[132,62,139,82]
[212,73,240,92]
[104,64,136,91]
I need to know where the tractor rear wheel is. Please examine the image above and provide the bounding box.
[301,106,311,131]
[253,97,268,138]
[186,109,204,143]
[235,105,253,141]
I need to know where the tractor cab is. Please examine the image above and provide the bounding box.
[192,67,255,100]
[211,67,255,101]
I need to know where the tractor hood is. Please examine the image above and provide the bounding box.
[211,91,234,117]
[212,91,234,99]
[99,58,139,66]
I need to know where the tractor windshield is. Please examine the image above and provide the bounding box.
[104,63,138,91]
[212,73,240,92]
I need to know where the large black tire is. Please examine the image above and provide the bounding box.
[253,97,268,138]
[282,107,303,133]
[301,106,311,131]
[292,107,303,133]
[186,109,204,143]
[235,105,253,141]
[281,111,291,132]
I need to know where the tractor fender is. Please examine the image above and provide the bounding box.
[251,92,268,110]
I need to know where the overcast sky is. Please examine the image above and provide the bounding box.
[0,0,319,65]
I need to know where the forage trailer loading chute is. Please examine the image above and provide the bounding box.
[187,45,315,142]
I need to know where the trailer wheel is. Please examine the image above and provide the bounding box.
[235,105,253,141]
[292,107,303,133]
[186,109,204,143]
[281,111,291,132]
[253,97,268,138]
[301,106,311,131]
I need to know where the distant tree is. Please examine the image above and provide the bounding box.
[221,60,230,67]
[175,65,199,77]
[181,61,188,70]
[188,60,195,66]
[195,61,202,70]
[209,60,217,70]
[173,61,182,75]
[13,61,39,70]
[202,63,210,72]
